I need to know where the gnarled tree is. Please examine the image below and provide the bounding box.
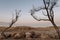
[30,0,60,39]
[1,10,21,38]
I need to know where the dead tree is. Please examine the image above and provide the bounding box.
[1,10,21,38]
[30,0,60,39]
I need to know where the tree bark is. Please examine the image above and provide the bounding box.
[51,21,60,39]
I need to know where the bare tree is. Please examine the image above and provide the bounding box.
[1,10,21,38]
[30,0,60,38]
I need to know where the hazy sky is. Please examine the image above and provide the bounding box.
[0,0,60,27]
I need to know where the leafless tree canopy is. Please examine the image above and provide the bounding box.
[30,0,60,39]
[1,10,21,38]
[31,0,58,21]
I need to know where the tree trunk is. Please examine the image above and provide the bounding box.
[1,23,13,38]
[51,21,60,39]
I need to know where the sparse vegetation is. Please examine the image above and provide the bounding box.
[0,0,60,40]
[30,0,60,39]
[1,10,21,39]
[0,26,60,40]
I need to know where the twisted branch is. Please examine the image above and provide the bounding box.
[1,10,21,38]
[31,0,60,39]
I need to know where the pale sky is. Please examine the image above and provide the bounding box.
[0,0,60,27]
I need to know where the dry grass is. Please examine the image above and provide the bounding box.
[0,26,60,40]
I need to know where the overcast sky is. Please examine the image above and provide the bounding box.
[0,0,60,27]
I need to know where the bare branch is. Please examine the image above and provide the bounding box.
[31,15,41,21]
[31,9,49,21]
[31,0,60,38]
[46,0,50,7]
[42,11,48,16]
[40,19,49,21]
[30,9,41,21]
[10,10,21,27]
[34,7,45,12]
[32,5,45,12]
[50,9,54,21]
[1,10,21,38]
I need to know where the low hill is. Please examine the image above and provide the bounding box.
[0,26,60,32]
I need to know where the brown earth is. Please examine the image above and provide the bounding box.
[0,26,60,40]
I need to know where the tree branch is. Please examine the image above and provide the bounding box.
[42,11,48,16]
[1,10,21,38]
